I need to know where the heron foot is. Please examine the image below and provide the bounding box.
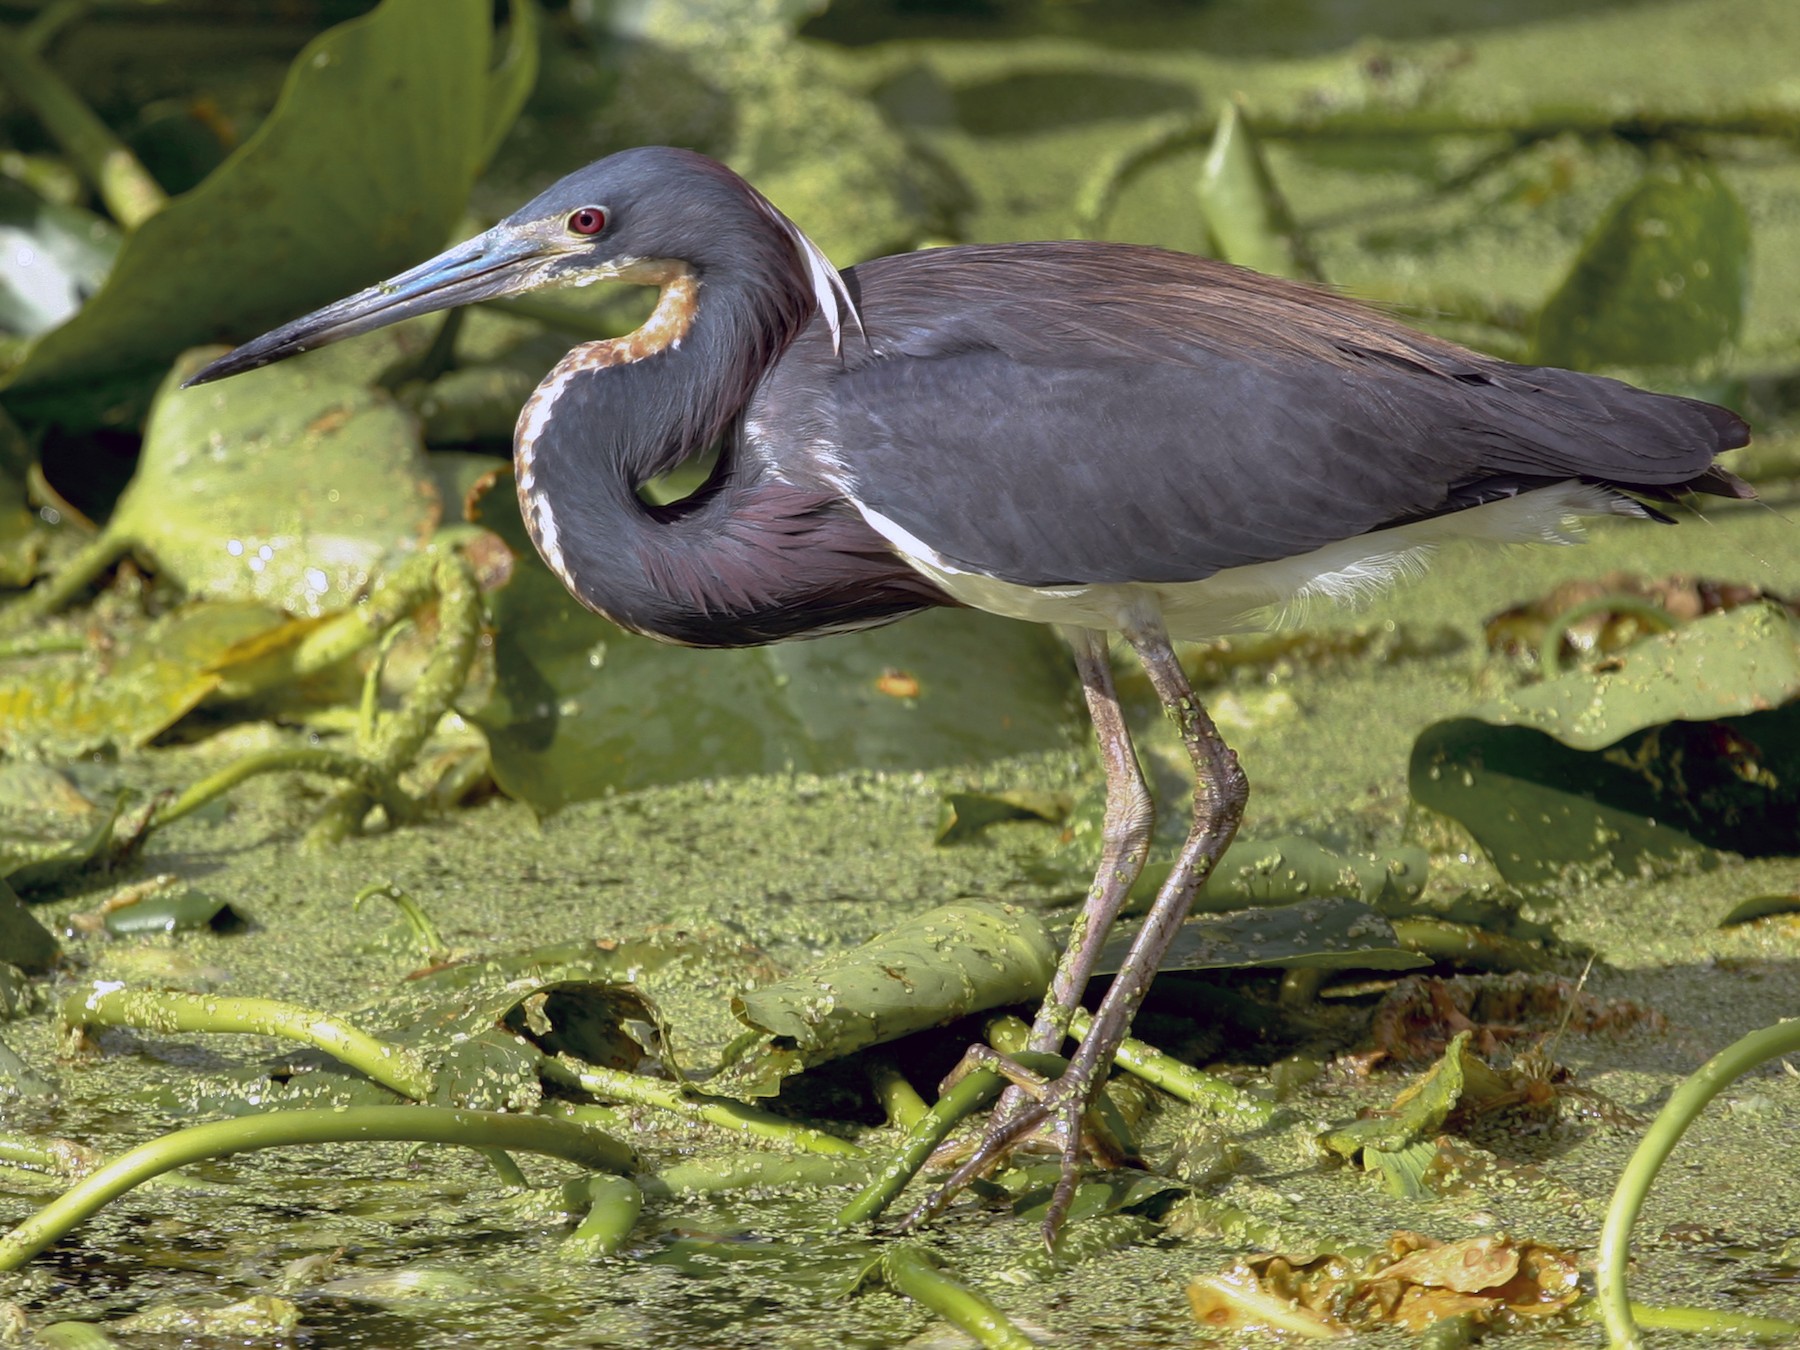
[901,1043,1123,1248]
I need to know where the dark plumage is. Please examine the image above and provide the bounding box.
[189,146,1753,1243]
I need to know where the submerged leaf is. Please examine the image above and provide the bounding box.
[470,486,1079,806]
[1534,152,1749,370]
[1412,603,1800,884]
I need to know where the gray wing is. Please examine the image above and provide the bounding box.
[757,243,1746,589]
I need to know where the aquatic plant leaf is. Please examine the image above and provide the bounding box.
[1719,893,1800,927]
[1411,603,1800,884]
[1195,101,1319,282]
[1059,798,1429,911]
[1321,1032,1502,1175]
[1533,153,1749,370]
[3,0,499,406]
[935,789,1070,845]
[1098,896,1429,979]
[0,878,57,973]
[0,600,298,756]
[107,353,438,617]
[718,901,1059,1097]
[102,887,241,937]
[470,493,1078,807]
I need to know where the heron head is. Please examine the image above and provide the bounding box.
[185,146,854,386]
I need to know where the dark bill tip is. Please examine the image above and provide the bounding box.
[180,226,548,389]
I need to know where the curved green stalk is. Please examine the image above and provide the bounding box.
[837,1068,1004,1227]
[150,747,404,830]
[306,548,482,846]
[0,531,122,634]
[868,1057,930,1132]
[1067,1008,1277,1126]
[1596,1018,1800,1349]
[1575,1297,1800,1342]
[542,1054,864,1158]
[63,985,436,1101]
[881,1243,1034,1350]
[563,1174,642,1257]
[0,1106,635,1270]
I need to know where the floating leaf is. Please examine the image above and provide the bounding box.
[1533,153,1749,370]
[935,789,1070,845]
[1101,896,1428,981]
[469,489,1078,808]
[101,886,241,937]
[0,600,301,756]
[1412,603,1800,884]
[0,878,57,973]
[108,351,440,616]
[1321,1031,1505,1182]
[3,0,506,410]
[718,901,1058,1098]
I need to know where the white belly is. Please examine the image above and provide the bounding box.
[856,481,1641,641]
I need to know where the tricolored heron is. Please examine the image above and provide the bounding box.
[189,145,1751,1240]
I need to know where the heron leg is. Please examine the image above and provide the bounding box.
[1031,626,1156,1052]
[906,619,1247,1244]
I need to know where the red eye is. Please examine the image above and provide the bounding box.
[568,207,607,236]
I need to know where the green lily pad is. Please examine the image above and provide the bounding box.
[106,351,439,616]
[3,0,513,410]
[469,491,1080,808]
[1098,896,1429,978]
[0,599,302,756]
[1533,152,1750,371]
[717,901,1059,1098]
[1410,603,1800,885]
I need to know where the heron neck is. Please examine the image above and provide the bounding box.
[510,262,934,646]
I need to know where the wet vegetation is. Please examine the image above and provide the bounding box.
[0,0,1797,1346]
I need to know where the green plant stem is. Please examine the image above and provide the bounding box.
[0,530,122,634]
[837,1068,1004,1227]
[1574,1297,1800,1342]
[0,1106,635,1270]
[639,1153,868,1199]
[1388,916,1553,971]
[353,880,448,958]
[1596,1018,1800,1350]
[0,24,165,227]
[868,1057,930,1131]
[63,985,436,1100]
[1066,1008,1278,1126]
[563,1173,642,1256]
[149,746,406,829]
[306,548,482,846]
[881,1243,1034,1350]
[542,1054,865,1158]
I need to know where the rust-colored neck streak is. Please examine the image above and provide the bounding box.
[513,260,702,594]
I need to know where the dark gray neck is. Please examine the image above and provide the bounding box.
[514,268,947,647]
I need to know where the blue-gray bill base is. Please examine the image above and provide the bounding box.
[187,145,1753,1244]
